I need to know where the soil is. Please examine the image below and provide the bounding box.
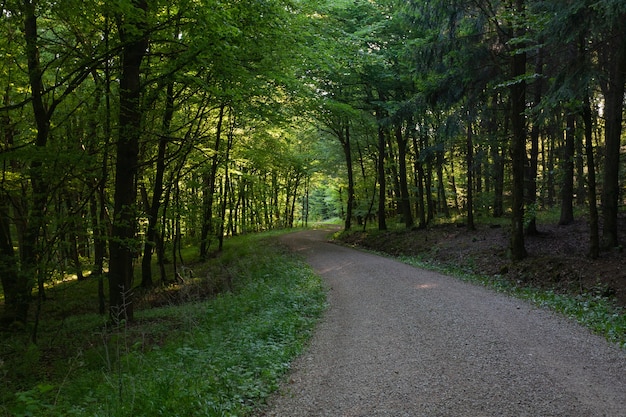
[337,217,626,309]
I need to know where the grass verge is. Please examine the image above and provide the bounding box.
[2,232,326,417]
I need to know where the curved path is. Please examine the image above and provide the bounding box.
[259,228,626,416]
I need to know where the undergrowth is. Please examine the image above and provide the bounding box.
[2,232,326,417]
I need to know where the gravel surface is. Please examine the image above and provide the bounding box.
[258,228,626,417]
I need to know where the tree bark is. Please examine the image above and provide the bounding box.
[525,49,542,235]
[20,0,52,324]
[600,21,626,249]
[199,104,225,259]
[395,123,414,229]
[466,116,475,230]
[559,114,575,225]
[141,81,174,287]
[342,123,355,231]
[377,119,387,231]
[583,95,599,259]
[109,0,149,323]
[509,0,528,260]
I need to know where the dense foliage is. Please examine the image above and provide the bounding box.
[2,232,326,416]
[2,0,625,325]
[1,0,625,411]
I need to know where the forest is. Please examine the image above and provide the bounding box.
[1,0,625,403]
[2,0,626,323]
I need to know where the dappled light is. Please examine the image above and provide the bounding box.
[1,0,625,414]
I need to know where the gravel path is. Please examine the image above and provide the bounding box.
[258,228,626,416]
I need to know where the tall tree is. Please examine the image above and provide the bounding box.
[599,11,626,248]
[508,0,528,260]
[108,0,149,322]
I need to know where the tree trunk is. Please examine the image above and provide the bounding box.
[109,0,149,323]
[559,114,575,225]
[377,121,387,231]
[583,95,599,259]
[342,124,355,231]
[436,151,450,217]
[600,22,626,249]
[546,127,556,207]
[525,49,543,235]
[21,0,53,324]
[199,104,225,259]
[466,117,475,230]
[141,81,174,288]
[0,202,22,326]
[509,0,528,260]
[395,124,414,229]
[491,142,505,218]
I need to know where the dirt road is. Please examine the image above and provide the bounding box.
[259,228,626,416]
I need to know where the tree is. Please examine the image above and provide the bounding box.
[108,0,149,322]
[508,0,529,260]
[598,11,626,249]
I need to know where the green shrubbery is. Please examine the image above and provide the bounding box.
[3,232,326,417]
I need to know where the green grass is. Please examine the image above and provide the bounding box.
[398,255,626,350]
[2,232,326,417]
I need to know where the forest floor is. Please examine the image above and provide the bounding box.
[337,214,626,309]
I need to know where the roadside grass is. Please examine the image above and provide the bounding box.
[397,255,626,350]
[2,231,326,417]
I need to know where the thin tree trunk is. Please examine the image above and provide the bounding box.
[199,104,225,259]
[412,133,426,229]
[466,117,475,230]
[141,81,174,288]
[342,124,355,231]
[395,124,414,229]
[525,48,543,235]
[583,95,599,259]
[377,116,387,231]
[559,114,575,225]
[436,151,450,217]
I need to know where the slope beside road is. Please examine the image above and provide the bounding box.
[258,227,626,417]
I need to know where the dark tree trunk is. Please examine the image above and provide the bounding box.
[466,117,475,230]
[491,142,505,218]
[525,49,543,235]
[199,104,225,259]
[342,124,355,231]
[412,133,426,229]
[386,133,401,218]
[509,0,528,260]
[559,114,575,225]
[583,95,599,259]
[436,151,450,217]
[546,128,556,207]
[395,124,414,229]
[600,22,626,249]
[109,0,148,323]
[575,126,585,207]
[425,157,434,224]
[1,84,26,326]
[377,121,387,231]
[0,203,22,326]
[141,81,174,288]
[219,119,235,250]
[21,0,52,324]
